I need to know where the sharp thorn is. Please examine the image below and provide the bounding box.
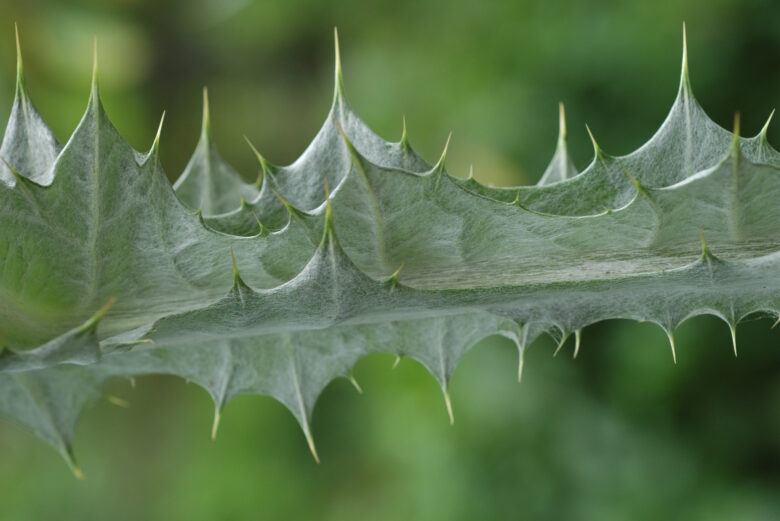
[71,463,85,481]
[585,124,602,158]
[553,333,569,357]
[150,111,166,155]
[64,447,85,480]
[443,389,454,425]
[760,109,775,140]
[91,35,99,89]
[201,86,211,138]
[517,351,525,383]
[558,101,567,140]
[348,374,363,394]
[573,329,582,359]
[211,408,221,441]
[305,428,320,464]
[333,26,345,101]
[680,22,690,89]
[435,131,452,171]
[14,22,23,84]
[667,331,678,364]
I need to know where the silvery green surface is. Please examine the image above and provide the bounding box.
[0,29,778,471]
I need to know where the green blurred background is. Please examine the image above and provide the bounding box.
[1,0,780,519]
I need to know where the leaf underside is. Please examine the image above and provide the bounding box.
[0,27,778,472]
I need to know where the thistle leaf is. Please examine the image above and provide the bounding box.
[1,29,779,468]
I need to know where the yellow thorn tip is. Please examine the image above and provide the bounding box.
[201,87,211,137]
[573,329,582,359]
[211,408,221,441]
[91,35,99,87]
[667,332,678,365]
[305,429,320,464]
[553,334,568,357]
[681,22,689,82]
[14,23,23,79]
[333,27,345,100]
[585,124,601,157]
[558,102,567,140]
[348,374,363,394]
[518,352,525,383]
[71,464,85,481]
[443,390,454,425]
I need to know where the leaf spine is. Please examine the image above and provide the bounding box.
[585,124,604,160]
[348,374,363,394]
[573,329,582,359]
[211,407,221,441]
[333,27,345,103]
[443,388,454,425]
[679,22,691,94]
[666,330,678,364]
[400,115,410,151]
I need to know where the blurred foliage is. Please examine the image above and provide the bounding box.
[0,0,779,519]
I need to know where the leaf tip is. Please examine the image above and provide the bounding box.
[729,322,738,357]
[400,115,410,150]
[201,87,211,138]
[585,124,603,159]
[552,331,569,357]
[573,329,582,359]
[243,135,273,179]
[443,389,454,425]
[333,27,345,102]
[348,374,363,394]
[680,22,691,91]
[433,131,452,176]
[211,407,221,441]
[91,35,99,95]
[305,427,320,464]
[666,330,678,365]
[71,464,85,481]
[64,446,85,480]
[149,111,166,157]
[517,350,525,383]
[14,22,24,89]
[558,101,567,141]
[760,109,775,143]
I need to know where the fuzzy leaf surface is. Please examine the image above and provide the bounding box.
[0,30,779,467]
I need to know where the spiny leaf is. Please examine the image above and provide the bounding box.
[0,27,779,469]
